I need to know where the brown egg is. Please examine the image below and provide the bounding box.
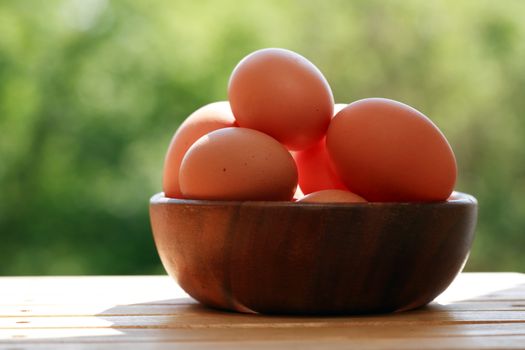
[326,98,457,202]
[162,102,236,198]
[179,127,298,200]
[228,48,334,151]
[298,189,367,203]
[293,138,347,194]
[293,103,348,194]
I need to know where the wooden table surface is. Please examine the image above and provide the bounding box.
[1,273,524,349]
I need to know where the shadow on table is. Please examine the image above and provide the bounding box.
[92,278,525,345]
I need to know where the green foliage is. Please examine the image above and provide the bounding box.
[1,0,524,274]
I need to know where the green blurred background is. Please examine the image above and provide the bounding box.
[1,0,524,275]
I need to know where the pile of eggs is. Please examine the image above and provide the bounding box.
[162,48,457,203]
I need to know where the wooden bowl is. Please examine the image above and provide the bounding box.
[149,192,477,315]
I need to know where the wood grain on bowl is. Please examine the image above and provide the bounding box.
[149,193,477,315]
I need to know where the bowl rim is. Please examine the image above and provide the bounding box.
[150,191,477,208]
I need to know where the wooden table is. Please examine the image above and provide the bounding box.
[1,273,524,349]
